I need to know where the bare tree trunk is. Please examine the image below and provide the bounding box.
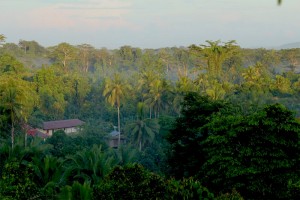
[11,123,14,149]
[24,129,27,148]
[139,140,142,152]
[117,106,121,148]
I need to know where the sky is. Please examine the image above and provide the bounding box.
[1,0,300,49]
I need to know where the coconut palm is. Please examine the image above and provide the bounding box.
[1,87,22,148]
[173,75,198,116]
[144,79,170,118]
[205,80,226,100]
[125,103,160,151]
[190,40,239,78]
[103,73,131,147]
[137,70,161,118]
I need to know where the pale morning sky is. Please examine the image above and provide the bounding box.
[1,0,299,49]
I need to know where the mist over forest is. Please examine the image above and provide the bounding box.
[0,33,300,199]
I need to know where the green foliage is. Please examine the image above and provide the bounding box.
[94,164,166,200]
[125,111,160,151]
[215,189,244,200]
[95,164,214,200]
[18,40,48,56]
[287,180,300,199]
[190,40,239,78]
[0,54,26,74]
[59,181,92,200]
[201,104,300,199]
[49,42,77,71]
[167,92,229,178]
[165,177,214,200]
[2,37,300,199]
[30,155,66,198]
[0,34,5,45]
[136,143,168,174]
[45,130,76,157]
[65,145,117,184]
[0,160,40,200]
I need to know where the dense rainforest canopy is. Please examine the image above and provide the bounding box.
[0,35,300,199]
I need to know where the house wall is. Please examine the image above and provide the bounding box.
[37,128,52,136]
[41,127,79,136]
[65,127,78,134]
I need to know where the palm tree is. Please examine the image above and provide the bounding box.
[65,145,117,184]
[144,79,170,118]
[125,103,160,151]
[1,87,22,148]
[173,75,198,116]
[190,40,238,78]
[205,80,226,100]
[113,144,139,165]
[103,73,131,147]
[137,70,159,118]
[0,75,35,148]
[31,155,66,198]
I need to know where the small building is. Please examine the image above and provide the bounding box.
[42,119,84,136]
[108,127,126,148]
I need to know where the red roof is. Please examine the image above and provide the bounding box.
[43,119,84,130]
[27,128,49,138]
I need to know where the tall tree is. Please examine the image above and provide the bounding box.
[103,73,131,147]
[190,40,239,79]
[144,79,170,118]
[281,48,300,72]
[0,34,6,46]
[0,54,26,75]
[77,44,95,73]
[0,75,35,148]
[95,48,112,74]
[33,67,68,120]
[50,43,77,72]
[125,102,160,151]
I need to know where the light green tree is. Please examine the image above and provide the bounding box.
[206,80,226,100]
[271,75,292,94]
[50,42,77,72]
[77,43,95,73]
[33,67,68,119]
[0,75,35,148]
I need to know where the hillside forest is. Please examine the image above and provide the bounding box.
[0,34,300,199]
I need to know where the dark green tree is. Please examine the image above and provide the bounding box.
[201,104,300,199]
[167,92,228,178]
[94,164,166,200]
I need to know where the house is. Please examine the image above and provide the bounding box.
[108,127,126,148]
[41,119,84,136]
